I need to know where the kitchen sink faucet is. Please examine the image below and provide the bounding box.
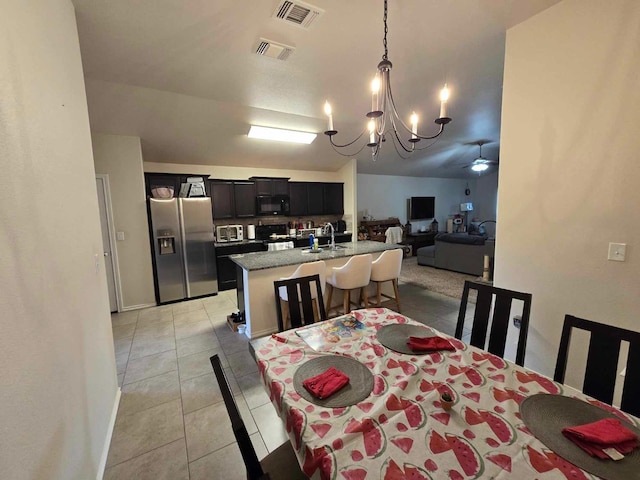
[323,222,336,250]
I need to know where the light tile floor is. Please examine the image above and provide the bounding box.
[105,282,470,479]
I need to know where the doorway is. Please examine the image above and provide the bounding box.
[96,175,122,312]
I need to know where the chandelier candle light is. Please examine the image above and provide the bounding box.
[323,0,452,161]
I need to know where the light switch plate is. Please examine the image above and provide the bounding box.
[608,243,626,262]
[116,231,125,241]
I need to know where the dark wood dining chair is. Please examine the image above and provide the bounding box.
[554,315,640,418]
[274,273,326,332]
[210,355,306,480]
[454,281,532,366]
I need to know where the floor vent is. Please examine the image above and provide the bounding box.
[273,0,323,29]
[255,38,295,61]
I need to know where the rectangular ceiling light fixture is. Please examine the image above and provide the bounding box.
[248,125,317,144]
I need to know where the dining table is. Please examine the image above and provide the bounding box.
[251,308,640,480]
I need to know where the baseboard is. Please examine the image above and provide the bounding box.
[97,386,121,479]
[120,303,156,312]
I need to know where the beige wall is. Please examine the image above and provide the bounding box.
[498,0,640,380]
[474,172,498,237]
[357,174,487,232]
[93,134,156,309]
[0,1,118,478]
[337,159,358,234]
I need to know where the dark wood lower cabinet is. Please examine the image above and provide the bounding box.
[215,242,264,291]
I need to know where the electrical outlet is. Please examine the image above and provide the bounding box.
[513,315,522,328]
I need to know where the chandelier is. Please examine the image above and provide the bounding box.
[323,0,452,161]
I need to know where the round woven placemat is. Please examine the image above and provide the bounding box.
[293,355,374,408]
[520,394,640,480]
[376,324,435,354]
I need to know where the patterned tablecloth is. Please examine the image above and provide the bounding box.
[253,308,638,480]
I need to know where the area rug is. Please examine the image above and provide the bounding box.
[399,256,477,300]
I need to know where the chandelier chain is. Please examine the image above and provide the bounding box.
[382,0,388,60]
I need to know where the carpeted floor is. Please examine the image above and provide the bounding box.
[399,256,477,300]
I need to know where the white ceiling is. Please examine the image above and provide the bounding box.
[73,0,560,178]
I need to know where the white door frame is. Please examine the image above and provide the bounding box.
[96,174,124,312]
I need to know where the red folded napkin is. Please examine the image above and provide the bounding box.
[406,336,456,352]
[562,417,639,459]
[302,367,350,399]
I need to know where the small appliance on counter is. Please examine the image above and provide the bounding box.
[298,228,316,238]
[247,224,256,240]
[216,225,243,242]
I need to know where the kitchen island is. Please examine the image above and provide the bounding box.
[231,240,401,338]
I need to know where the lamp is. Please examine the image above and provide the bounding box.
[471,163,489,172]
[323,0,452,161]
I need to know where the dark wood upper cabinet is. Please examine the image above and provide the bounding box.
[233,181,255,218]
[273,178,289,195]
[306,182,324,215]
[289,182,308,216]
[323,183,344,215]
[210,180,235,220]
[252,177,289,196]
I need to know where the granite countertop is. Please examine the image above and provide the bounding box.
[231,240,400,271]
[214,233,351,248]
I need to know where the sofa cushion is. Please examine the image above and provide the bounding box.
[436,232,487,245]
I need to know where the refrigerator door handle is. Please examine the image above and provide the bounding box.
[178,199,191,298]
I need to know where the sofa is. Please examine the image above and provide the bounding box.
[417,233,495,276]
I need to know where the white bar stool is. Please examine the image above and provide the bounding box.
[369,248,403,312]
[325,254,372,316]
[277,260,326,329]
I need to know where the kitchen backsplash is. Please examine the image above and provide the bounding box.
[214,215,347,232]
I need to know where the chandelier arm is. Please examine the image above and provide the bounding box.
[414,136,441,151]
[329,138,369,158]
[386,79,447,140]
[389,120,413,154]
[328,129,367,148]
[389,128,414,160]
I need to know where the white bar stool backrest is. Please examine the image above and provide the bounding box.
[371,249,403,282]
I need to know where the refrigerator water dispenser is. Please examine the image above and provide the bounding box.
[157,232,176,255]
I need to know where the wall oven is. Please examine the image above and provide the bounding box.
[256,195,290,216]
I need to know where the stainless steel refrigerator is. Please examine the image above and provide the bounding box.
[149,197,218,303]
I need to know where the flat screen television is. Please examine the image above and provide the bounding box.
[409,196,435,220]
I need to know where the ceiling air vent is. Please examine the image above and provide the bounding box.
[255,38,295,61]
[273,0,324,29]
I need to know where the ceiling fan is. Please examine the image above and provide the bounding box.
[464,141,499,172]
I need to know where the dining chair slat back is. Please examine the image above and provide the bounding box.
[455,281,532,366]
[210,354,265,480]
[554,315,640,417]
[274,273,326,331]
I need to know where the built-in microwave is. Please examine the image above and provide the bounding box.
[256,195,290,216]
[216,225,243,242]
